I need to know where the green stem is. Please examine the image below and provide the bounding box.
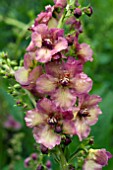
[58,146,69,170]
[0,15,26,30]
[24,89,36,108]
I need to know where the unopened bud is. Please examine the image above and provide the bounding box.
[24,157,31,167]
[31,153,38,160]
[74,8,82,18]
[14,84,21,89]
[37,164,44,170]
[69,165,75,170]
[55,125,62,133]
[40,144,48,154]
[63,136,72,145]
[84,6,93,17]
[46,160,52,169]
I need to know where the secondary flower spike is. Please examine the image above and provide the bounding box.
[36,57,92,108]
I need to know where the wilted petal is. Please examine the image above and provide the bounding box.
[36,48,52,63]
[36,74,57,94]
[51,88,76,108]
[71,73,92,94]
[15,67,29,85]
[25,109,45,128]
[83,160,102,170]
[33,125,61,149]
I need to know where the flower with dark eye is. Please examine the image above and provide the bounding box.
[83,148,112,170]
[73,94,102,141]
[26,24,68,63]
[36,57,92,108]
[25,98,76,149]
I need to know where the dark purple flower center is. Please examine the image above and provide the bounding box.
[78,108,90,118]
[48,117,57,125]
[59,73,70,87]
[42,39,53,49]
[59,77,70,86]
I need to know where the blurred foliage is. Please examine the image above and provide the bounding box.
[0,0,113,169]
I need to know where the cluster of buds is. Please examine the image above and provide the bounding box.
[24,152,51,170]
[14,0,112,169]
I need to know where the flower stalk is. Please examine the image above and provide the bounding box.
[1,0,112,169]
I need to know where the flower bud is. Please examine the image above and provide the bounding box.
[24,157,31,167]
[74,8,82,18]
[37,164,44,170]
[69,165,75,170]
[55,125,62,133]
[46,160,52,169]
[63,136,72,145]
[84,6,93,17]
[40,144,48,154]
[31,153,38,160]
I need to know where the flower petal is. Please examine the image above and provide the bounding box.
[74,118,90,141]
[45,61,63,77]
[15,67,29,85]
[36,74,57,94]
[37,98,55,114]
[83,160,102,170]
[82,95,102,107]
[63,121,76,135]
[36,48,52,63]
[86,106,102,125]
[51,88,76,108]
[64,57,83,77]
[52,37,68,55]
[77,43,93,63]
[25,109,45,128]
[71,73,92,94]
[33,125,61,149]
[32,32,42,48]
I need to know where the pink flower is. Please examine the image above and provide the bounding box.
[54,0,67,8]
[33,5,54,26]
[4,115,21,130]
[15,66,42,92]
[36,57,92,108]
[73,94,102,141]
[83,149,112,170]
[27,24,68,63]
[24,98,76,149]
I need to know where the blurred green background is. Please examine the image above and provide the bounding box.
[0,0,113,169]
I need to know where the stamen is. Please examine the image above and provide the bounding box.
[48,117,57,125]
